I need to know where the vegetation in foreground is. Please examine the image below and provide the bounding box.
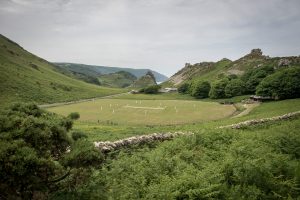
[0,103,103,199]
[1,98,300,199]
[49,98,300,200]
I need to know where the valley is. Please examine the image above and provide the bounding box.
[0,34,300,199]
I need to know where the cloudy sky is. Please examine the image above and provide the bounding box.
[1,0,300,76]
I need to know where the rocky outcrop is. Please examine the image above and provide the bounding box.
[219,111,300,129]
[94,132,193,153]
[131,71,157,88]
[168,62,215,86]
[277,58,291,68]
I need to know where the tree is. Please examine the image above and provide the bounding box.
[178,83,190,94]
[241,65,274,94]
[256,67,300,99]
[143,85,161,94]
[0,103,103,199]
[191,81,211,99]
[209,79,229,99]
[225,79,246,97]
[68,112,80,120]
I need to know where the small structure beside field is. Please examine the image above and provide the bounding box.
[250,95,273,102]
[159,87,178,93]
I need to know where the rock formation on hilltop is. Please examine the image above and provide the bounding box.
[165,48,300,86]
[131,70,157,88]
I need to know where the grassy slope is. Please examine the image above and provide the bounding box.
[98,71,137,88]
[0,35,124,108]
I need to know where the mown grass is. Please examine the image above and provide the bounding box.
[67,98,300,142]
[47,99,236,126]
[111,93,196,100]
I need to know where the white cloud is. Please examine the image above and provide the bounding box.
[1,0,300,76]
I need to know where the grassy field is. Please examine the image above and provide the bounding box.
[47,99,236,126]
[62,98,300,142]
[112,93,196,100]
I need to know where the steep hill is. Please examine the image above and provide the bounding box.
[167,49,300,86]
[98,71,137,88]
[0,35,124,107]
[54,62,168,82]
[131,71,157,88]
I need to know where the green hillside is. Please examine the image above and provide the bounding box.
[167,49,300,86]
[0,35,124,108]
[54,62,169,82]
[98,71,137,88]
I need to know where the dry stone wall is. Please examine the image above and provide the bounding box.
[94,132,193,153]
[219,111,300,129]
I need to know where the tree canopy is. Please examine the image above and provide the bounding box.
[0,103,103,199]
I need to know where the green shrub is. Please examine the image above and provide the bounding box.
[72,131,88,141]
[178,83,190,94]
[191,81,211,99]
[242,65,274,94]
[62,140,104,168]
[0,103,72,199]
[256,67,300,99]
[143,85,161,94]
[209,78,229,99]
[68,112,80,120]
[225,79,246,97]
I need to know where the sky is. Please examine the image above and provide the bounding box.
[1,0,300,77]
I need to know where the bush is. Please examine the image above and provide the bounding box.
[242,65,274,94]
[256,67,300,99]
[68,112,80,120]
[209,79,229,99]
[62,140,104,168]
[225,79,246,97]
[143,85,161,94]
[191,81,211,99]
[72,131,88,141]
[0,103,72,199]
[178,83,190,94]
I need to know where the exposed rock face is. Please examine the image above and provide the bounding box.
[219,111,300,129]
[131,70,157,88]
[168,62,215,86]
[242,48,265,59]
[278,58,291,67]
[94,132,193,153]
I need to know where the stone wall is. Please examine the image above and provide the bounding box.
[219,111,300,129]
[94,132,193,153]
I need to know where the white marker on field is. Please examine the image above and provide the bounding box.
[101,106,103,110]
[110,104,112,108]
[112,109,115,113]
